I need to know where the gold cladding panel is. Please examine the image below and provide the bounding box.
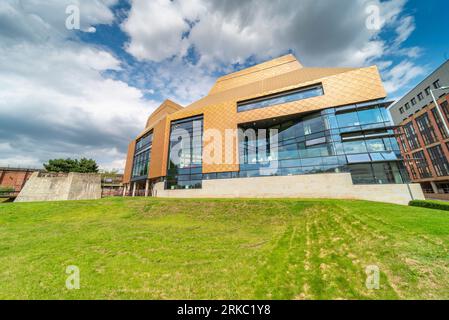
[149,119,170,179]
[123,140,136,184]
[175,67,357,115]
[210,59,302,94]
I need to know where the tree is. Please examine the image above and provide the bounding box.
[43,158,78,173]
[100,169,120,179]
[43,158,99,173]
[99,169,121,184]
[76,158,99,173]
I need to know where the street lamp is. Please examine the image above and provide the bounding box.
[430,86,449,137]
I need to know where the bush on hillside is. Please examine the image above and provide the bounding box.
[409,200,449,212]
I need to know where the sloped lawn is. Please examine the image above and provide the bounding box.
[0,197,448,299]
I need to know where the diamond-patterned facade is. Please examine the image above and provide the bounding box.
[124,54,387,182]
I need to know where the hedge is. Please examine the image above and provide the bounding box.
[0,187,14,196]
[409,200,449,211]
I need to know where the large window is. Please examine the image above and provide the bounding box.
[396,128,408,152]
[336,106,390,129]
[166,115,204,189]
[405,154,418,180]
[427,145,449,176]
[336,110,360,128]
[433,79,441,89]
[403,122,420,150]
[348,164,376,184]
[412,150,431,179]
[441,101,449,121]
[237,85,324,113]
[132,132,153,179]
[343,140,367,154]
[415,113,437,145]
[135,133,152,152]
[303,114,325,135]
[237,102,406,184]
[373,162,405,184]
[349,162,406,185]
[431,108,449,139]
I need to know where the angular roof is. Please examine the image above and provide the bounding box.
[145,99,183,129]
[209,54,303,94]
[181,55,357,113]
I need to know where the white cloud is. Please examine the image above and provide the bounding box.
[0,0,117,44]
[383,60,426,93]
[121,0,412,68]
[121,0,202,61]
[0,156,42,169]
[394,15,415,46]
[141,57,216,106]
[0,0,155,171]
[121,0,423,99]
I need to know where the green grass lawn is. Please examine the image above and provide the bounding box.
[0,197,448,300]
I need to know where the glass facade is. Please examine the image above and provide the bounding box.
[236,102,408,184]
[132,132,153,180]
[163,102,409,189]
[166,115,203,189]
[237,85,324,113]
[348,162,405,185]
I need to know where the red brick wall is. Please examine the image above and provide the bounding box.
[0,170,36,192]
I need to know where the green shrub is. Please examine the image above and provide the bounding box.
[409,200,449,211]
[0,186,14,196]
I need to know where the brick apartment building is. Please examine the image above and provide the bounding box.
[389,60,449,198]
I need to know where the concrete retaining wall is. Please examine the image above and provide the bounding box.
[154,173,424,205]
[15,172,102,203]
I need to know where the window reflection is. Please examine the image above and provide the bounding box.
[237,85,324,112]
[336,111,360,128]
[166,116,203,190]
[358,108,384,125]
[237,102,408,184]
[132,132,153,179]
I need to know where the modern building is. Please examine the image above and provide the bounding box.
[389,60,449,199]
[123,54,423,205]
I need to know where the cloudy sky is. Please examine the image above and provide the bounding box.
[0,0,448,171]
